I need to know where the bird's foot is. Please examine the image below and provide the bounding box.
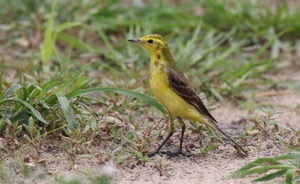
[159,150,194,157]
[147,149,194,157]
[147,151,159,157]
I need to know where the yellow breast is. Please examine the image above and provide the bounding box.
[149,63,205,123]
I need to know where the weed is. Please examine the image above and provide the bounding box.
[227,152,300,184]
[244,107,281,134]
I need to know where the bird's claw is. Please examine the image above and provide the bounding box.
[147,150,194,157]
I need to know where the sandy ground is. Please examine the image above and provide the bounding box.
[116,98,299,184]
[1,66,300,184]
[116,66,300,184]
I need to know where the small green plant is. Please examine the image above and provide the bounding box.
[227,152,300,184]
[289,128,300,147]
[41,0,81,66]
[245,107,281,134]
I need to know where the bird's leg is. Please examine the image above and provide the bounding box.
[147,116,175,157]
[178,120,185,152]
[163,118,193,157]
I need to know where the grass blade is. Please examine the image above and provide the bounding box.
[56,22,81,33]
[57,96,76,129]
[250,30,286,62]
[253,169,287,182]
[0,99,48,124]
[285,169,295,184]
[51,69,84,95]
[233,157,282,173]
[274,153,300,160]
[0,84,23,100]
[230,165,296,179]
[57,32,94,52]
[41,0,56,64]
[65,87,166,114]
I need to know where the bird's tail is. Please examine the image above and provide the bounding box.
[209,120,248,155]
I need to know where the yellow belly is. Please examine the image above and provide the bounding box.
[150,72,206,124]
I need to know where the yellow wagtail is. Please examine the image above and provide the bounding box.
[128,34,247,156]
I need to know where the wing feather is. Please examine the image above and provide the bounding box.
[167,67,217,123]
[167,67,248,155]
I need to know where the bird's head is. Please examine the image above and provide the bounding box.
[128,34,168,52]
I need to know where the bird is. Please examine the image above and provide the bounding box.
[128,34,247,156]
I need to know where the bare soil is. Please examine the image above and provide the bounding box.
[115,66,300,184]
[1,65,300,184]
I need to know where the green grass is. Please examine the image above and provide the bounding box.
[227,152,300,183]
[1,0,300,183]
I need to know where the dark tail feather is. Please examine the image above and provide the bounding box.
[210,120,248,155]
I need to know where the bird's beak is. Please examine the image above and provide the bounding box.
[128,38,141,44]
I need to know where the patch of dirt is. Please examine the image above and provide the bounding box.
[116,65,300,184]
[116,93,300,184]
[1,67,300,184]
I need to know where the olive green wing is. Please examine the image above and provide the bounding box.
[167,67,248,155]
[167,67,217,123]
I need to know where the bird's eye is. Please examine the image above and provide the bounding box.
[148,39,153,43]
